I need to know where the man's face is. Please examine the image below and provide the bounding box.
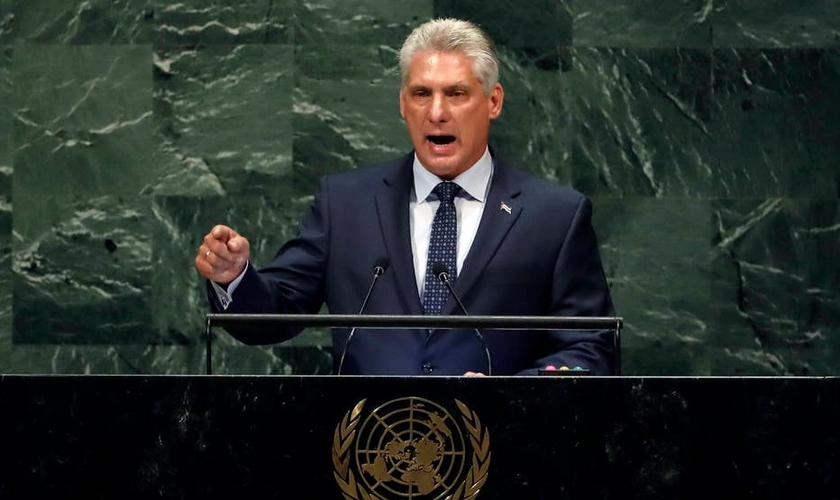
[400,50,503,180]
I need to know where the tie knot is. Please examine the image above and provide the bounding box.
[433,181,459,203]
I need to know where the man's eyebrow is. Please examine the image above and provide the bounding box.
[444,83,471,92]
[406,83,471,92]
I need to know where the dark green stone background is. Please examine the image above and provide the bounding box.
[1,1,837,375]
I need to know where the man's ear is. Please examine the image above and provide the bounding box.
[489,83,504,119]
[399,88,406,120]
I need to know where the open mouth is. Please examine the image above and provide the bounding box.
[427,135,456,145]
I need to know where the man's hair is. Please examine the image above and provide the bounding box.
[399,18,500,96]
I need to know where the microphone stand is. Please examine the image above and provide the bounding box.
[336,259,388,374]
[434,264,492,376]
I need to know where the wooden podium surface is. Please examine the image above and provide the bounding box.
[1,375,837,499]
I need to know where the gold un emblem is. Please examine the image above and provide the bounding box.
[333,397,491,500]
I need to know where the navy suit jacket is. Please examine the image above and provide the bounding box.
[210,151,616,375]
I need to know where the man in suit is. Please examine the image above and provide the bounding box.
[195,18,616,376]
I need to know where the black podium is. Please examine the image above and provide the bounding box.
[1,375,838,499]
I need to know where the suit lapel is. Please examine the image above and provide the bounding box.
[374,153,423,314]
[446,158,523,314]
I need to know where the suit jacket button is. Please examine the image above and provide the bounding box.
[422,362,434,374]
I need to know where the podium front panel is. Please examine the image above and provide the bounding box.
[1,376,837,499]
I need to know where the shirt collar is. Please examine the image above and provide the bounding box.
[412,147,493,203]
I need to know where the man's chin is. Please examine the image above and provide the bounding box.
[419,159,463,179]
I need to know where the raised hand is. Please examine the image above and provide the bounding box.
[195,224,251,285]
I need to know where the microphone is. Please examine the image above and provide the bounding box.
[336,257,389,375]
[432,263,492,376]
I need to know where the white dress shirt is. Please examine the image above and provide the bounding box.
[410,147,493,298]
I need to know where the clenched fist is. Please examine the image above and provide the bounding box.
[195,225,250,285]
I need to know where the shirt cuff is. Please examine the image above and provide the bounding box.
[209,261,249,310]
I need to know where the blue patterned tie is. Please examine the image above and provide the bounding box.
[423,181,459,315]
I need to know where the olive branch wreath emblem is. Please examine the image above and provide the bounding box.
[332,398,491,500]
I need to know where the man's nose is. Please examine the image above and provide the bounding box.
[428,94,450,122]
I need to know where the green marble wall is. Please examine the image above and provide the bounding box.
[0,1,837,375]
